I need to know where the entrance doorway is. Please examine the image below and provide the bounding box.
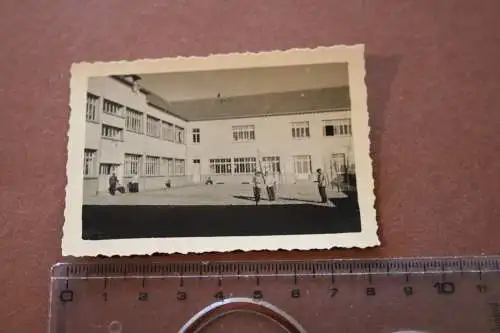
[192,159,201,183]
[98,163,121,192]
[330,153,346,190]
[293,155,312,180]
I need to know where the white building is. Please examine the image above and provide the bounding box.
[83,76,189,196]
[83,71,355,196]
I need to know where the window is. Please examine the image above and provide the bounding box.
[162,121,174,141]
[175,126,185,144]
[86,93,99,122]
[99,163,119,175]
[323,119,352,136]
[331,153,347,174]
[124,154,142,176]
[192,128,200,143]
[126,108,143,133]
[103,99,123,117]
[193,159,200,164]
[146,116,161,138]
[83,149,97,177]
[145,156,161,176]
[232,125,255,142]
[262,156,281,173]
[175,159,185,176]
[167,158,174,176]
[101,124,123,140]
[234,157,257,174]
[161,157,171,176]
[209,158,232,175]
[291,121,310,139]
[293,155,312,176]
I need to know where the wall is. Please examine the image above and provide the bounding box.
[85,77,190,193]
[186,110,353,184]
[85,76,353,191]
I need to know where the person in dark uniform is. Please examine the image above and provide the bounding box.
[252,171,264,205]
[316,168,328,204]
[108,173,118,196]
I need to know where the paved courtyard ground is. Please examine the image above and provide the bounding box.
[84,183,347,206]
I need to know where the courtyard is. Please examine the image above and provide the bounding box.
[83,182,348,206]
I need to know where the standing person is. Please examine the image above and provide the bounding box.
[274,171,281,197]
[316,168,328,204]
[252,171,263,205]
[129,174,139,193]
[108,173,118,196]
[264,171,276,201]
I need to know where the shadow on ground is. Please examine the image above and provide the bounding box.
[82,193,361,240]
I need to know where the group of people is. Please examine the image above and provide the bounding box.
[251,171,278,205]
[108,173,126,195]
[108,168,331,204]
[251,168,330,205]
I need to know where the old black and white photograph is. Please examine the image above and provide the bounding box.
[63,45,378,256]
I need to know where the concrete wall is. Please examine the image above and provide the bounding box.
[186,110,354,185]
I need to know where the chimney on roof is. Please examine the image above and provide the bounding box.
[129,75,141,94]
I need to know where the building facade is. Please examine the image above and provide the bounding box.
[83,76,189,196]
[186,112,354,186]
[82,76,355,195]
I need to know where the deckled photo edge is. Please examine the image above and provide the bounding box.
[62,45,379,257]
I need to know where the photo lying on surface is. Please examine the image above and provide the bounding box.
[63,45,378,256]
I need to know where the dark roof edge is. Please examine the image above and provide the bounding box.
[109,75,189,122]
[147,102,189,122]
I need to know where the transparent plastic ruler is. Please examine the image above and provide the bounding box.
[49,256,500,332]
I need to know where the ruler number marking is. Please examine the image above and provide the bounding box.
[176,291,187,301]
[138,292,149,301]
[476,284,487,293]
[434,282,455,295]
[329,287,339,297]
[59,290,74,303]
[291,288,301,298]
[366,287,376,296]
[253,290,264,300]
[214,290,225,301]
[403,286,413,296]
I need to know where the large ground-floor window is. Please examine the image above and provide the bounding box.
[124,154,142,177]
[145,156,161,176]
[209,158,232,175]
[99,163,119,175]
[161,158,174,177]
[330,153,347,175]
[234,157,257,174]
[262,156,281,173]
[293,155,312,178]
[175,159,185,176]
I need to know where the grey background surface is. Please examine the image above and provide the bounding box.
[1,0,500,331]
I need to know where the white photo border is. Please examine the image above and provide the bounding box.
[62,44,379,256]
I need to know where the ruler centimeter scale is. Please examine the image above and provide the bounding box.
[49,257,500,333]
